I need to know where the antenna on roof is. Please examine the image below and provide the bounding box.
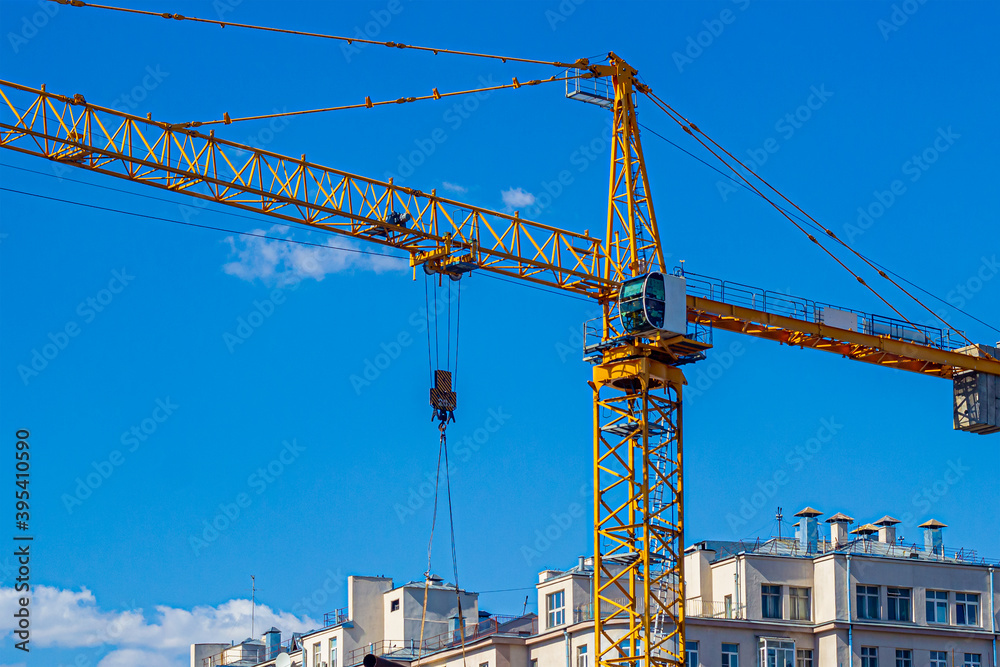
[251,574,256,639]
[776,507,783,540]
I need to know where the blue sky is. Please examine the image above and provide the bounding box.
[1,1,998,665]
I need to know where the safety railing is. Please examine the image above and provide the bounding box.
[731,536,999,565]
[685,598,747,619]
[573,598,744,623]
[202,644,262,667]
[323,606,349,628]
[582,316,712,364]
[420,614,536,652]
[202,636,301,666]
[345,640,415,667]
[565,68,614,109]
[678,269,966,351]
[344,615,538,666]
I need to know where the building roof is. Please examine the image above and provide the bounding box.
[794,507,823,518]
[825,512,854,524]
[874,515,901,526]
[398,578,470,592]
[919,518,948,528]
[696,535,986,565]
[851,523,878,535]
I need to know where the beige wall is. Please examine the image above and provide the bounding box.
[813,556,846,624]
[849,626,994,667]
[191,642,229,667]
[346,576,394,659]
[537,572,590,631]
[685,620,815,667]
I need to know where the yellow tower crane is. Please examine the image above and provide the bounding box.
[2,45,998,667]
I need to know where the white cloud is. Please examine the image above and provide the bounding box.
[0,585,318,660]
[441,181,468,194]
[98,649,179,667]
[222,224,406,285]
[500,187,536,212]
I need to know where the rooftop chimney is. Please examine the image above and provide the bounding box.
[874,515,901,544]
[794,507,823,553]
[920,519,947,556]
[825,512,854,549]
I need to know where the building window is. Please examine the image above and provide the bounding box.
[313,643,321,667]
[577,645,588,667]
[857,585,880,620]
[963,654,982,667]
[861,647,878,667]
[480,663,489,667]
[725,595,734,619]
[390,598,400,612]
[329,637,337,667]
[930,651,947,667]
[926,590,948,624]
[722,643,739,667]
[895,649,912,667]
[762,585,782,619]
[956,593,979,626]
[796,649,813,667]
[790,588,810,621]
[759,638,794,667]
[530,660,538,667]
[887,588,911,622]
[547,590,566,628]
[685,641,699,667]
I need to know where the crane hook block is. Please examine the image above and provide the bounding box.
[430,369,457,424]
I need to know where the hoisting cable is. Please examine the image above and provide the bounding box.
[428,273,461,427]
[650,90,976,343]
[425,274,435,389]
[442,430,470,667]
[174,72,592,129]
[417,432,445,661]
[419,271,466,664]
[643,90,987,355]
[50,0,588,69]
[641,91,981,348]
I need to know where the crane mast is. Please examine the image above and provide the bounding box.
[2,49,998,667]
[586,55,690,667]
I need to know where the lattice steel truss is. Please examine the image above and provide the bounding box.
[593,348,685,667]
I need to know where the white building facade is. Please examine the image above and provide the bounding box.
[192,510,998,667]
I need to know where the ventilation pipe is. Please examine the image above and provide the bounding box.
[921,519,947,556]
[826,513,854,549]
[794,507,823,553]
[873,516,901,544]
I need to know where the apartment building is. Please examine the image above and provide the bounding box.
[682,510,996,667]
[191,507,997,667]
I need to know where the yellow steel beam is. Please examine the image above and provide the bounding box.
[688,296,1000,378]
[0,79,616,299]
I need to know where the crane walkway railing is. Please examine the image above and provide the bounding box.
[678,269,966,352]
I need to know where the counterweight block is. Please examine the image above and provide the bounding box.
[953,344,1000,434]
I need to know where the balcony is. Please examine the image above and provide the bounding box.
[573,598,745,623]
